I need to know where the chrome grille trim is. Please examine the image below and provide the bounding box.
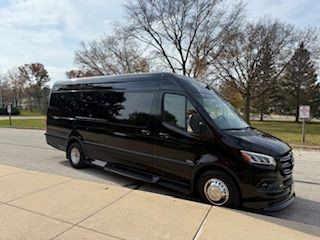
[278,151,294,176]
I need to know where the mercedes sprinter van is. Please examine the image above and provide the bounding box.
[46,72,295,210]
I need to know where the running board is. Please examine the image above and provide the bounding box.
[90,161,191,194]
[104,164,158,183]
[157,178,191,195]
[90,159,108,168]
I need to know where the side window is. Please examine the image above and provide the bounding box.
[107,92,154,127]
[49,92,77,118]
[163,93,206,135]
[163,94,186,129]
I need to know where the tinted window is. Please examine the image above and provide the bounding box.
[50,91,154,126]
[49,92,77,118]
[163,93,203,134]
[84,91,109,119]
[108,92,153,126]
[163,94,186,129]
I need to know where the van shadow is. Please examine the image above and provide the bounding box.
[58,160,138,186]
[58,162,320,237]
[263,196,320,228]
[245,197,320,238]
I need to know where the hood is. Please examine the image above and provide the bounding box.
[221,128,291,156]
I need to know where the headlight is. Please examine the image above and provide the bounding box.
[241,150,276,167]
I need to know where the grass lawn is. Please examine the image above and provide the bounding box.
[20,109,45,116]
[0,119,45,129]
[252,121,320,146]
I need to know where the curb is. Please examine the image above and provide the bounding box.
[291,144,320,151]
[0,126,44,130]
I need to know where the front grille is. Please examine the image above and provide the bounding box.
[278,152,294,176]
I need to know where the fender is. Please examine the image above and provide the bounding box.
[191,155,242,194]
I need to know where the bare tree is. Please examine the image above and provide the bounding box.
[7,68,25,108]
[219,80,244,110]
[124,0,244,78]
[74,30,150,76]
[0,74,4,108]
[213,19,296,122]
[65,69,96,79]
[0,75,10,108]
[19,63,50,110]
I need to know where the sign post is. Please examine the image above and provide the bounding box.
[7,104,12,126]
[299,105,310,144]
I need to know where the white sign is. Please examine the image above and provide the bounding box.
[7,105,11,114]
[299,105,310,119]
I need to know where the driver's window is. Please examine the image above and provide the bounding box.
[163,93,207,135]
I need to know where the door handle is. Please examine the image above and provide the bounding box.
[141,129,151,136]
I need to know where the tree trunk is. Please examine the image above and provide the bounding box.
[260,96,265,121]
[37,96,41,111]
[244,96,250,124]
[260,111,264,121]
[295,90,300,122]
[295,105,299,122]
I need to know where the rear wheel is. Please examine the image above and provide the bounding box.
[197,170,240,208]
[67,142,87,169]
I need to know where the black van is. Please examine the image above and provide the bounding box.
[46,72,295,211]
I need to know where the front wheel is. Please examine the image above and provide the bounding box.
[197,170,240,208]
[67,142,87,169]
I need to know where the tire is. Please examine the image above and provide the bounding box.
[67,142,87,169]
[197,170,240,208]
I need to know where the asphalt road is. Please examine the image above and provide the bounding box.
[0,128,319,229]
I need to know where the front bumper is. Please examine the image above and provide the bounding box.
[242,192,296,212]
[242,189,295,212]
[263,192,295,211]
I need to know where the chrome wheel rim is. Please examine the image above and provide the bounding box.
[70,148,80,164]
[204,178,230,206]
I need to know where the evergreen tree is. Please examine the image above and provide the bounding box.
[282,42,319,122]
[252,42,278,121]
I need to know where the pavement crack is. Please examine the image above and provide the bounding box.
[0,170,24,178]
[77,226,126,240]
[5,203,74,225]
[295,180,320,186]
[50,189,135,240]
[7,178,73,204]
[193,205,212,240]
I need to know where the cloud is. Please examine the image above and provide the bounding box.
[247,0,320,26]
[0,0,318,83]
[0,0,125,82]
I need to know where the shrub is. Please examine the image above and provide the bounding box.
[0,107,20,115]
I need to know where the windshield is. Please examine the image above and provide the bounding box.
[199,91,249,130]
[178,75,249,130]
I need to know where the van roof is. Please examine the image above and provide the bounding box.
[52,72,211,95]
[54,72,176,86]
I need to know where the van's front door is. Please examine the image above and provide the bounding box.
[154,92,211,182]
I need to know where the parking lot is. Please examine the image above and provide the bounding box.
[0,128,320,229]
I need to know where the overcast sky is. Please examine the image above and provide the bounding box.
[0,0,319,83]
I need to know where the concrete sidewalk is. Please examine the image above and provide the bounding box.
[0,164,319,240]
